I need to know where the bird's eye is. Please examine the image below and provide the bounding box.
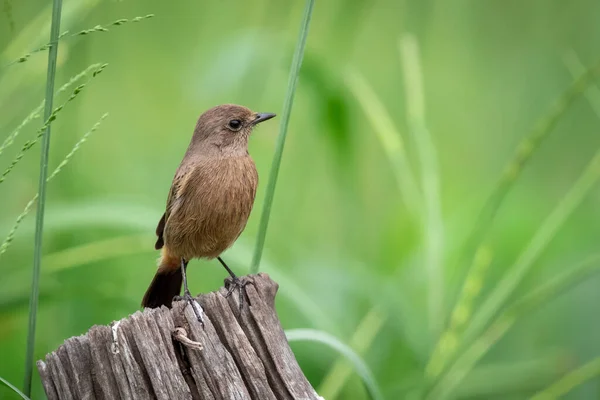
[228,119,242,131]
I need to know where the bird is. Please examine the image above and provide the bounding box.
[141,104,276,321]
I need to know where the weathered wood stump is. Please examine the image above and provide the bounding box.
[37,273,322,400]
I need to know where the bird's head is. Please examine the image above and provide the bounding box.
[190,104,276,156]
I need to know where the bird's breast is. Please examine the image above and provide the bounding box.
[164,156,258,259]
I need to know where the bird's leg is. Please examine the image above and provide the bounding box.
[218,256,249,310]
[174,258,204,324]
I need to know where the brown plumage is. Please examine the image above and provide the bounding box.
[142,104,276,310]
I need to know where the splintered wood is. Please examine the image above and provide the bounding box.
[37,273,321,400]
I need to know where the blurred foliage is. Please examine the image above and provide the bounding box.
[2,0,600,399]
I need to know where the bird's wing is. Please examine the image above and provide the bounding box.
[154,213,166,250]
[154,164,194,250]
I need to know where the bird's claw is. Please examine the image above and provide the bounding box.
[224,276,250,310]
[174,290,204,325]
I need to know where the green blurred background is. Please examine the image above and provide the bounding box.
[2,0,600,399]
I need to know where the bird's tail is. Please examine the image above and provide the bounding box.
[141,248,182,308]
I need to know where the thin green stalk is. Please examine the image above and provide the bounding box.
[0,376,31,400]
[0,114,108,258]
[0,105,44,158]
[461,148,600,358]
[250,0,314,273]
[428,253,600,399]
[530,357,600,400]
[345,69,421,215]
[317,308,385,399]
[462,59,600,261]
[23,0,63,394]
[286,329,384,400]
[427,246,493,378]
[0,64,106,185]
[563,50,600,118]
[7,14,153,67]
[319,36,431,398]
[428,143,600,395]
[0,63,101,158]
[430,58,600,377]
[399,34,444,341]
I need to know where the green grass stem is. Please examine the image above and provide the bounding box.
[0,113,108,258]
[6,14,153,67]
[564,51,600,117]
[319,36,431,397]
[0,64,106,185]
[345,68,421,215]
[286,328,384,400]
[461,123,600,353]
[23,0,63,391]
[428,253,600,399]
[0,376,31,400]
[427,246,493,378]
[0,63,101,158]
[461,59,600,263]
[317,308,385,399]
[399,34,444,341]
[530,357,600,400]
[250,0,314,273]
[429,58,600,377]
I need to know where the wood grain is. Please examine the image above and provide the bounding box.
[37,273,322,400]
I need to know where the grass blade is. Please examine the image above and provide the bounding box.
[23,0,63,391]
[462,148,600,356]
[461,59,600,262]
[319,38,430,396]
[6,14,153,67]
[429,57,600,377]
[530,357,600,400]
[0,114,108,258]
[317,308,385,399]
[0,64,107,185]
[345,68,421,215]
[564,50,600,119]
[0,63,100,158]
[426,246,493,378]
[0,376,31,400]
[250,0,315,273]
[286,328,384,400]
[399,33,444,341]
[428,253,600,399]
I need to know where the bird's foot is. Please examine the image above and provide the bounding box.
[174,290,204,325]
[224,276,251,311]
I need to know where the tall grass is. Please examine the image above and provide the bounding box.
[462,148,600,347]
[317,308,385,399]
[0,64,107,185]
[345,69,420,215]
[251,0,315,273]
[0,114,108,258]
[22,0,63,394]
[427,253,600,399]
[427,57,600,381]
[0,376,30,400]
[286,329,383,400]
[318,33,439,400]
[531,357,600,400]
[398,34,444,342]
[6,14,153,67]
[0,63,100,158]
[424,56,600,397]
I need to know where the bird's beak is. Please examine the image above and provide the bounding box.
[252,113,276,125]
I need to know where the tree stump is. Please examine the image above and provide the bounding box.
[37,273,322,400]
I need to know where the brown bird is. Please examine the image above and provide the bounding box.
[141,104,276,320]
